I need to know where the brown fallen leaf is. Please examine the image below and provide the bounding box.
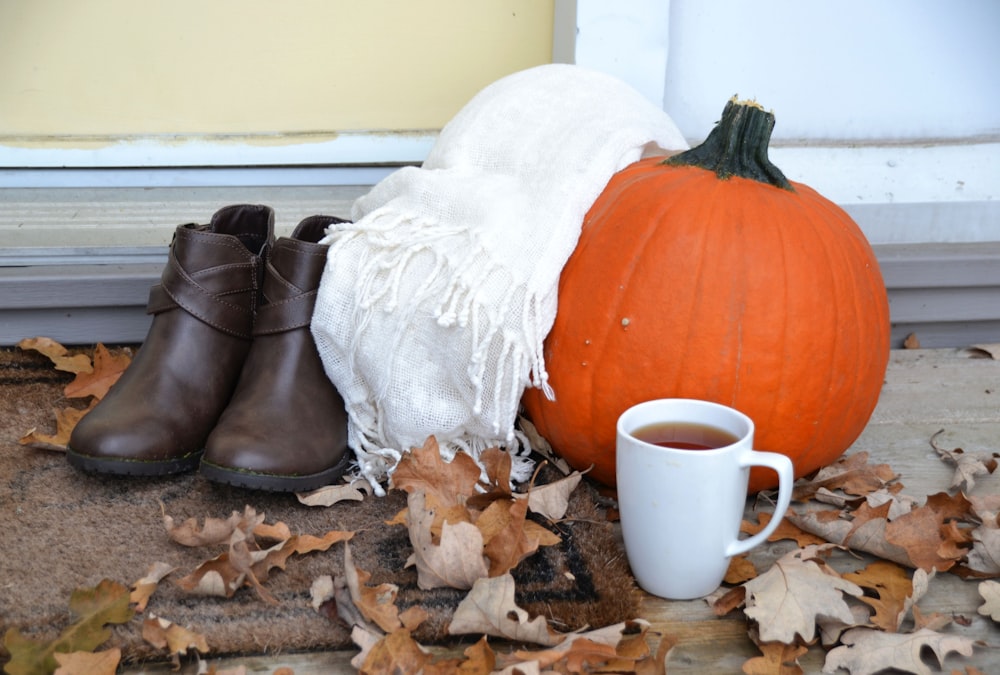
[964,525,1000,577]
[742,545,865,644]
[176,551,247,599]
[741,641,808,675]
[742,512,828,547]
[162,505,263,547]
[903,332,921,349]
[296,478,370,507]
[504,620,657,672]
[17,336,93,374]
[141,614,209,668]
[390,435,483,508]
[19,401,97,451]
[842,560,930,632]
[708,585,748,617]
[523,470,583,521]
[343,542,403,633]
[788,493,975,573]
[970,494,1000,524]
[405,490,488,590]
[53,648,121,675]
[63,343,131,400]
[886,492,977,572]
[399,606,429,632]
[930,429,999,494]
[863,487,918,521]
[130,561,177,611]
[351,627,438,674]
[822,626,981,675]
[198,528,353,604]
[477,497,558,577]
[792,452,898,501]
[477,446,515,499]
[448,572,565,646]
[724,554,758,585]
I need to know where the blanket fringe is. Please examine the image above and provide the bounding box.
[323,209,550,489]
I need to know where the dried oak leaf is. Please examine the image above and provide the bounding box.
[504,620,659,673]
[174,512,352,603]
[842,560,931,632]
[175,551,246,599]
[390,435,482,507]
[978,580,1000,621]
[141,614,209,667]
[742,512,828,547]
[350,626,447,674]
[793,452,898,501]
[523,470,583,521]
[2,579,132,675]
[970,494,1000,524]
[930,429,999,494]
[478,446,514,498]
[448,572,565,646]
[343,542,403,633]
[742,641,808,675]
[296,478,370,507]
[405,490,488,590]
[62,343,131,400]
[477,497,559,577]
[19,401,97,452]
[743,545,864,644]
[233,529,354,604]
[52,648,121,675]
[964,526,1000,577]
[863,487,918,521]
[789,493,974,573]
[821,627,980,675]
[162,505,263,547]
[885,492,976,572]
[724,554,759,585]
[17,336,93,374]
[130,561,177,612]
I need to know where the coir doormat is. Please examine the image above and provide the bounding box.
[0,347,636,666]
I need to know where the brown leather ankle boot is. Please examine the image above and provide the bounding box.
[199,215,351,492]
[67,204,274,475]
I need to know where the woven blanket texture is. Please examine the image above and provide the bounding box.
[311,64,687,492]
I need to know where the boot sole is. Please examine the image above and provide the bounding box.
[66,447,202,476]
[199,451,353,493]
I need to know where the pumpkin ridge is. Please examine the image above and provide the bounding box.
[583,165,701,432]
[523,100,890,490]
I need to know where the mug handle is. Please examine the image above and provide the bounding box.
[725,450,794,557]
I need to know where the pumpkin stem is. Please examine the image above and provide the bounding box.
[665,97,794,191]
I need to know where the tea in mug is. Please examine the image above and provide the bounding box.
[631,421,739,450]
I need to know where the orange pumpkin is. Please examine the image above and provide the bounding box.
[522,98,890,492]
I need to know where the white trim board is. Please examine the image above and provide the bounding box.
[2,242,998,348]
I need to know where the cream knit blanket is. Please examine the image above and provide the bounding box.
[311,64,687,493]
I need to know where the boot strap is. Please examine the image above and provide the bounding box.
[253,290,317,335]
[147,256,257,339]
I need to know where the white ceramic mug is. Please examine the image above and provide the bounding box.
[616,398,794,600]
